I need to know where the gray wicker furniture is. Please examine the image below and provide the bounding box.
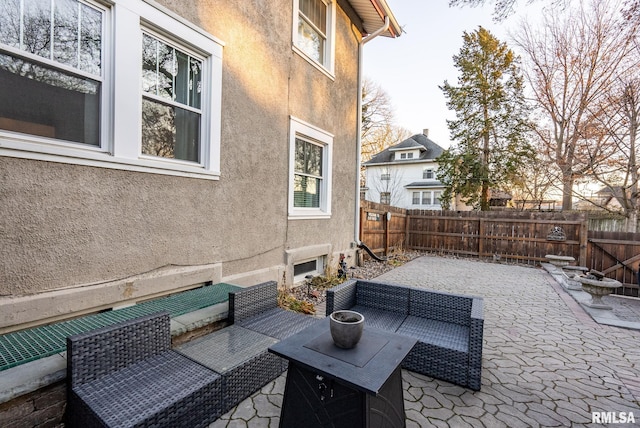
[176,325,285,414]
[230,280,321,339]
[326,279,484,390]
[66,281,323,426]
[66,311,223,428]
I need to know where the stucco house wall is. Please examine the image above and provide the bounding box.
[0,0,400,332]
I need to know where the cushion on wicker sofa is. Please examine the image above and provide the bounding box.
[230,281,321,339]
[326,279,483,391]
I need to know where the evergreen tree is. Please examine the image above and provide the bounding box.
[438,26,533,210]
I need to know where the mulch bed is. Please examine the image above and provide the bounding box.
[283,251,423,313]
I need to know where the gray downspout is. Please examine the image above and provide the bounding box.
[355,16,390,246]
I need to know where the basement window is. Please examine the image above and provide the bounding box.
[294,257,325,282]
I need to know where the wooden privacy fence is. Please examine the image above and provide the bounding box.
[358,201,407,255]
[587,231,640,297]
[404,210,587,266]
[359,202,639,297]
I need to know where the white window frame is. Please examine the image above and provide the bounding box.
[423,168,434,179]
[0,0,224,180]
[292,0,336,78]
[380,192,391,205]
[288,116,333,219]
[412,192,420,205]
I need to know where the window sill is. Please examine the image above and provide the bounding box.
[288,212,331,220]
[0,137,220,180]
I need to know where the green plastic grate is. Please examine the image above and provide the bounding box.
[0,282,240,371]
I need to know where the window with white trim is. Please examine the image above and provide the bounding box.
[141,32,202,163]
[0,0,103,146]
[412,190,442,206]
[0,0,223,179]
[289,117,332,218]
[412,192,420,205]
[423,168,434,179]
[380,192,391,205]
[293,0,335,74]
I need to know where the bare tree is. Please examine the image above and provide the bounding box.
[367,167,405,207]
[580,71,640,230]
[361,78,411,162]
[449,0,639,24]
[512,0,637,210]
[510,146,558,210]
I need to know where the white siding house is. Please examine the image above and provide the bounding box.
[363,130,447,210]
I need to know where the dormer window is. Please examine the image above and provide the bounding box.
[397,151,415,160]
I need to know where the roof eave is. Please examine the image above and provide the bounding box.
[346,0,402,38]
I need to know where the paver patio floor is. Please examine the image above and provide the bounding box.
[210,255,640,427]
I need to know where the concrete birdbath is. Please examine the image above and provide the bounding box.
[544,254,576,269]
[576,274,622,310]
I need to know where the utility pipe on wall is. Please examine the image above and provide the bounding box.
[354,16,390,245]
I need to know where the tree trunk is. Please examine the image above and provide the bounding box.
[481,182,490,211]
[562,173,573,210]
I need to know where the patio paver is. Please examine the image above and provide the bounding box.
[210,256,640,427]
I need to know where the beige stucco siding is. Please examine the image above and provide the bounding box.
[0,0,361,329]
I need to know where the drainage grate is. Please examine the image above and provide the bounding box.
[0,282,240,371]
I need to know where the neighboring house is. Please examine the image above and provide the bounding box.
[572,185,640,212]
[0,0,401,333]
[363,129,448,210]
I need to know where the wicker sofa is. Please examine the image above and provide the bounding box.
[66,311,223,428]
[66,281,321,427]
[326,279,484,390]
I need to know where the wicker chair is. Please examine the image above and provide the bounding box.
[326,279,484,391]
[229,280,321,339]
[66,312,223,428]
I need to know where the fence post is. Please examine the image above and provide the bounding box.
[478,218,485,258]
[384,212,390,256]
[405,210,411,250]
[579,217,588,267]
[359,206,365,243]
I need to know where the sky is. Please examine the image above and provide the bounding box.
[363,0,544,148]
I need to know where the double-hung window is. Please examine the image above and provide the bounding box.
[0,0,223,179]
[380,192,391,205]
[0,0,103,146]
[289,117,332,218]
[141,33,203,163]
[293,0,335,76]
[412,192,420,205]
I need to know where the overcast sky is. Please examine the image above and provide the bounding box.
[362,0,545,148]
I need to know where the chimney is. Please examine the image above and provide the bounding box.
[423,128,429,137]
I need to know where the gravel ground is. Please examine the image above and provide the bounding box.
[287,250,424,311]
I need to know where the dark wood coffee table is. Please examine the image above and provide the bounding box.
[269,317,416,428]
